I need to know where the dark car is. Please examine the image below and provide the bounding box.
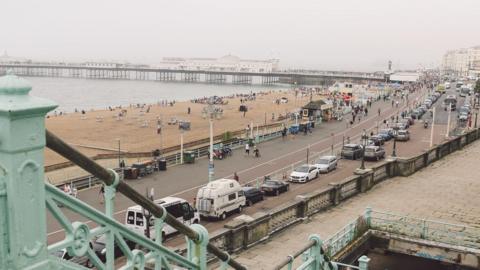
[52,249,93,268]
[404,116,414,125]
[369,135,385,146]
[92,235,136,263]
[242,186,264,206]
[410,109,423,119]
[260,180,289,196]
[341,144,363,160]
[378,129,394,141]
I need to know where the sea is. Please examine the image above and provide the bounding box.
[28,77,288,112]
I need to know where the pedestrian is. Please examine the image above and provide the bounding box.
[395,101,399,108]
[187,107,191,114]
[245,143,250,156]
[378,108,381,116]
[282,127,287,140]
[99,185,105,204]
[391,100,394,107]
[254,146,260,158]
[233,172,239,182]
[365,108,368,116]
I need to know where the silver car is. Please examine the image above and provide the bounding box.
[313,156,338,173]
[363,146,385,161]
[396,130,410,141]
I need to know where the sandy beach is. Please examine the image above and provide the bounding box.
[45,90,315,168]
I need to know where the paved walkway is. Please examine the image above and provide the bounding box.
[230,139,480,269]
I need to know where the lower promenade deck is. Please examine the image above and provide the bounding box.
[228,139,480,269]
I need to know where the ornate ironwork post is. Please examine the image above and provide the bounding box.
[186,224,209,270]
[0,71,57,268]
[104,169,119,270]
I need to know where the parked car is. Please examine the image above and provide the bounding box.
[260,179,289,196]
[368,135,384,146]
[459,112,469,121]
[404,116,414,125]
[378,129,394,141]
[410,109,423,119]
[313,155,338,173]
[242,186,264,206]
[395,122,408,130]
[52,248,93,268]
[341,144,364,160]
[363,146,385,161]
[290,164,319,183]
[92,235,136,263]
[395,130,410,141]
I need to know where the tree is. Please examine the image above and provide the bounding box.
[475,79,480,93]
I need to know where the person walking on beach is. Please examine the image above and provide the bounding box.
[187,107,191,114]
[245,143,250,156]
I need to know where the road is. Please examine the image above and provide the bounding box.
[47,86,460,247]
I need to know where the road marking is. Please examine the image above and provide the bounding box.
[48,93,421,237]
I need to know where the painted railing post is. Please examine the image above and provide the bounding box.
[365,207,372,228]
[358,255,370,270]
[186,224,209,270]
[0,71,57,268]
[104,169,119,270]
[305,235,323,270]
[154,207,167,270]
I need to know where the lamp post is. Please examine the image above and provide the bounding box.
[116,138,121,168]
[475,111,478,128]
[392,126,399,157]
[208,117,214,182]
[360,129,367,170]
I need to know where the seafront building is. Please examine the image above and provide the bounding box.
[154,54,280,73]
[442,45,480,78]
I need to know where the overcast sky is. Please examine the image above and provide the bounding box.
[2,0,480,71]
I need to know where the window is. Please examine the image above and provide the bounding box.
[166,203,183,218]
[136,212,144,226]
[238,190,244,197]
[127,211,135,225]
[228,193,236,201]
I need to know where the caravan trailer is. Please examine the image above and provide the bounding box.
[196,179,246,220]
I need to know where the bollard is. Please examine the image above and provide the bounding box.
[358,255,370,270]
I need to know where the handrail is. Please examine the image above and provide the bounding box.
[46,129,246,270]
[272,239,315,270]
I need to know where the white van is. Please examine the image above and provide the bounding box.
[196,179,246,220]
[125,197,199,239]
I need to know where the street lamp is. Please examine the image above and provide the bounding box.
[392,126,399,157]
[360,129,368,170]
[116,138,121,168]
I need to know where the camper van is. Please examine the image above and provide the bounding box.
[196,179,246,220]
[125,197,199,239]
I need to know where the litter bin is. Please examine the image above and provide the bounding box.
[158,159,167,171]
[183,151,195,164]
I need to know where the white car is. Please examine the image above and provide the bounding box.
[290,164,319,183]
[313,156,338,173]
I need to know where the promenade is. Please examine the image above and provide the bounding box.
[230,139,480,269]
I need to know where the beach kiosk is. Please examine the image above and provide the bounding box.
[302,99,332,122]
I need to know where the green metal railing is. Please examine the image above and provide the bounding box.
[46,130,246,269]
[0,72,245,270]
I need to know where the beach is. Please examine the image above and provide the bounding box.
[45,90,314,169]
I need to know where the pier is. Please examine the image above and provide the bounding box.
[0,63,386,85]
